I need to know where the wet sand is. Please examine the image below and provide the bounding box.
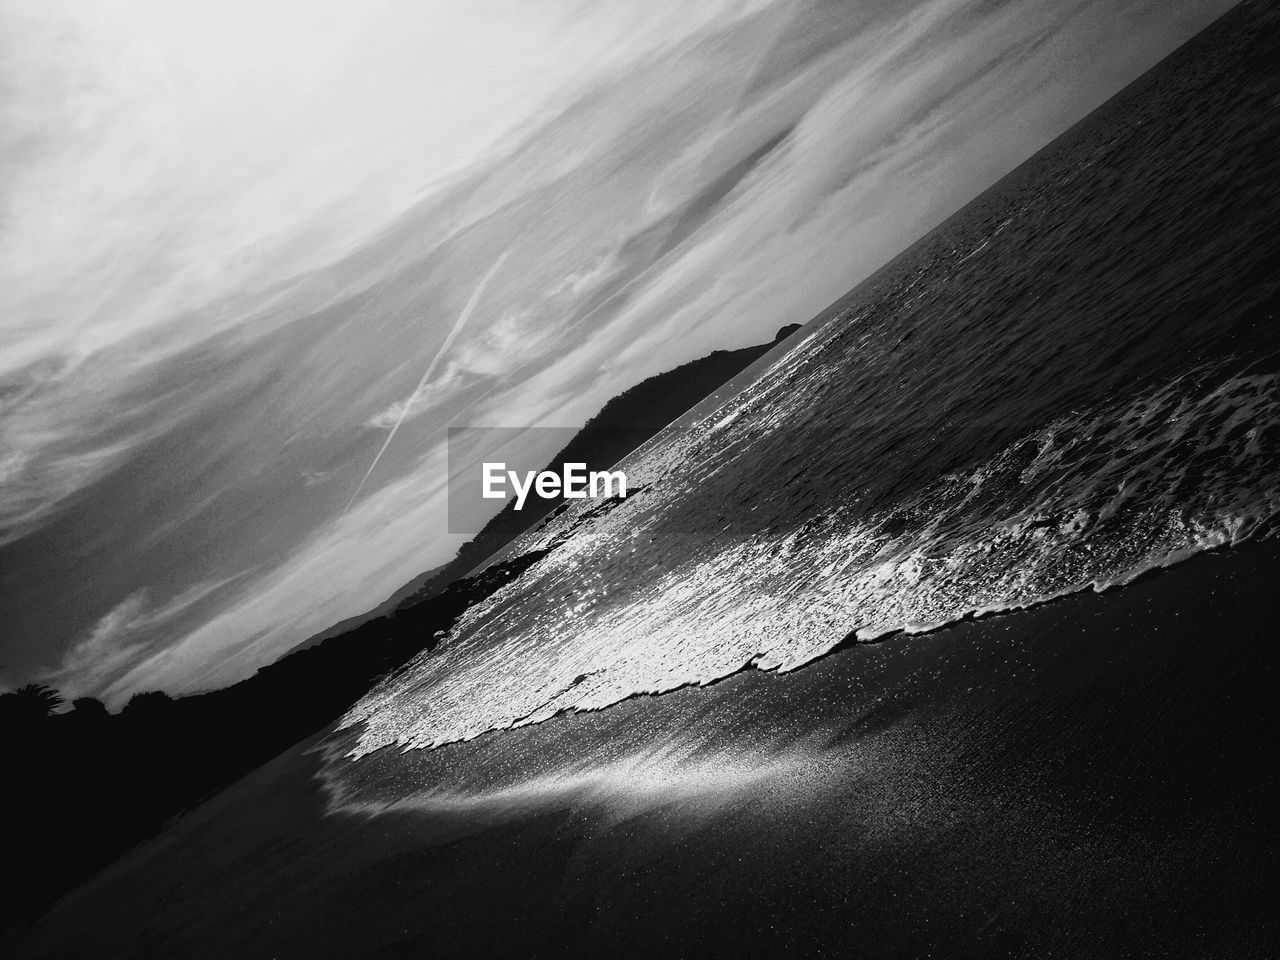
[9,538,1279,958]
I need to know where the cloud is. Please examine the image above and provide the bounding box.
[46,579,238,701]
[102,452,464,702]
[0,0,761,374]
[362,254,621,431]
[301,469,334,488]
[51,593,151,697]
[0,0,757,531]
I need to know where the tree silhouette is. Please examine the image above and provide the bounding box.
[70,697,110,722]
[121,690,174,718]
[0,683,64,720]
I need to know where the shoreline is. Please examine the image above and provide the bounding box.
[12,531,1274,956]
[339,525,1275,759]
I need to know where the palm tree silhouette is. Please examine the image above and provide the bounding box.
[0,683,64,720]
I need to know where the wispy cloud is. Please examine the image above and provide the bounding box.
[45,578,237,701]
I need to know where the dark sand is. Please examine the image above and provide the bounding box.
[9,539,1279,958]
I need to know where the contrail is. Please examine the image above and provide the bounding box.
[345,250,511,513]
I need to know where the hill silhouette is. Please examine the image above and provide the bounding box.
[287,323,800,645]
[0,323,800,934]
[386,323,801,610]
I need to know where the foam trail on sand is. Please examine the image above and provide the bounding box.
[345,251,511,513]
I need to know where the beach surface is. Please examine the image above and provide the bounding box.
[9,538,1279,958]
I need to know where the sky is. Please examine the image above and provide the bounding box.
[0,0,1236,706]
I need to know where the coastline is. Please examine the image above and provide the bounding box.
[12,534,1279,958]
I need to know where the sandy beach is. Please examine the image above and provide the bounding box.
[10,537,1278,958]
